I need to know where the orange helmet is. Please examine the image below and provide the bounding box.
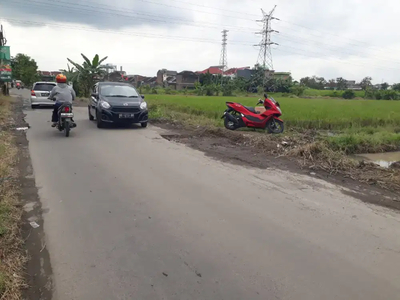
[56,74,67,83]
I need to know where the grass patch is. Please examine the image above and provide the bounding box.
[147,94,400,154]
[0,96,26,299]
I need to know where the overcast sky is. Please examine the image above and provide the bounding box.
[1,0,399,83]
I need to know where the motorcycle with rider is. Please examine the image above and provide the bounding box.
[48,74,77,137]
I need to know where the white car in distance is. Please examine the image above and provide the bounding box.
[30,81,57,109]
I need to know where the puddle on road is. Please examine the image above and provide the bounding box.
[354,151,400,168]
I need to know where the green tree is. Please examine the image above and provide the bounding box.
[11,53,40,86]
[299,76,326,89]
[359,76,372,91]
[289,85,305,96]
[342,89,355,99]
[232,76,250,92]
[222,80,235,96]
[359,76,372,98]
[67,53,108,97]
[326,79,336,89]
[336,77,347,90]
[380,82,389,90]
[392,83,400,91]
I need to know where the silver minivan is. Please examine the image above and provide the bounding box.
[30,81,57,108]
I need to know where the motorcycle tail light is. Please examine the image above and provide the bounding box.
[64,107,70,113]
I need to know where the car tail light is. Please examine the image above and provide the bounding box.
[31,90,35,96]
[64,106,70,113]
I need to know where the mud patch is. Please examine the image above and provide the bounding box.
[154,121,400,211]
[12,96,53,299]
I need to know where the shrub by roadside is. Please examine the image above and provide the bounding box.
[0,96,27,299]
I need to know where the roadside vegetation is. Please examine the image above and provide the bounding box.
[147,94,400,191]
[0,96,26,299]
[147,94,400,154]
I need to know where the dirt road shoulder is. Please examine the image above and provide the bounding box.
[152,120,400,211]
[0,94,53,299]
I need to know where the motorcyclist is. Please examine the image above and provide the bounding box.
[49,74,76,127]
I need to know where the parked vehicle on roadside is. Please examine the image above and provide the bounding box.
[30,81,57,108]
[88,82,148,128]
[49,97,76,137]
[221,93,284,134]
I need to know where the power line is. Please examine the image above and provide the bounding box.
[32,0,397,57]
[0,18,253,45]
[3,17,399,74]
[137,0,400,56]
[156,0,260,18]
[4,0,399,60]
[254,5,279,71]
[4,0,259,33]
[2,20,400,75]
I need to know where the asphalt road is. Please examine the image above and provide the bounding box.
[19,91,400,299]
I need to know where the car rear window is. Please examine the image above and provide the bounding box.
[34,83,56,91]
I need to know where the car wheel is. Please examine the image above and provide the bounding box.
[88,106,94,120]
[31,105,35,109]
[141,122,148,128]
[96,112,104,128]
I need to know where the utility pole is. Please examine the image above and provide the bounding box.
[219,29,228,86]
[254,6,279,86]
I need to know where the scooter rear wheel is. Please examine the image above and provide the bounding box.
[64,121,70,137]
[224,116,238,130]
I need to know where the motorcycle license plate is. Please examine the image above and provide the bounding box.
[60,113,74,117]
[119,113,135,118]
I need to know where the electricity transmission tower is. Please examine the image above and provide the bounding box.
[254,6,279,71]
[219,29,228,74]
[0,24,6,46]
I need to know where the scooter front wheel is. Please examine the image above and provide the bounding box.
[224,116,238,130]
[266,118,284,134]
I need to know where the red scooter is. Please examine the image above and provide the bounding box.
[221,93,284,133]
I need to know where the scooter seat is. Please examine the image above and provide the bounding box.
[244,106,256,113]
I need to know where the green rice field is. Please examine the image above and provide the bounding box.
[146,94,400,130]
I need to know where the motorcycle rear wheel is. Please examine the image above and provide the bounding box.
[266,118,284,134]
[224,116,238,130]
[64,121,70,137]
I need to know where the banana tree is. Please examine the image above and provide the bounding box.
[59,63,78,82]
[67,53,108,97]
[59,64,80,95]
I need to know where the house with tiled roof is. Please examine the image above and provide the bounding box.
[196,66,223,75]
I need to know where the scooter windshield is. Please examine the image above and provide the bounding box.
[269,97,277,103]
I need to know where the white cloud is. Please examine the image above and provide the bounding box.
[1,0,400,83]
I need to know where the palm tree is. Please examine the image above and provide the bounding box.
[67,53,108,96]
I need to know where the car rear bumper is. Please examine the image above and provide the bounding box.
[31,97,54,106]
[99,109,148,123]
